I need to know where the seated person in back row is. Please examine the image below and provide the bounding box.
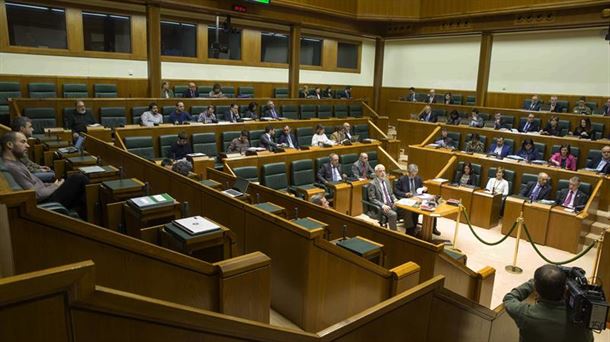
[169,101,192,124]
[518,113,539,133]
[11,117,55,182]
[454,162,476,186]
[469,108,484,128]
[197,105,217,124]
[418,105,437,123]
[2,132,88,219]
[140,102,163,127]
[64,100,97,140]
[330,125,348,143]
[540,116,561,136]
[226,103,241,123]
[277,125,298,149]
[572,97,592,115]
[262,100,281,120]
[464,133,484,153]
[260,126,278,151]
[525,95,541,111]
[168,131,192,160]
[182,82,199,98]
[242,102,258,120]
[488,136,512,158]
[446,110,461,125]
[555,176,587,211]
[311,124,334,146]
[434,128,456,149]
[209,83,224,98]
[227,130,250,154]
[516,138,538,162]
[549,144,576,171]
[519,172,551,201]
[586,145,610,174]
[352,152,374,180]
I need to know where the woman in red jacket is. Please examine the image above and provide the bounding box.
[549,144,577,171]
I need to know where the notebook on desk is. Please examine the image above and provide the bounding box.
[58,135,85,154]
[127,193,174,210]
[221,177,249,197]
[172,216,220,235]
[78,165,106,174]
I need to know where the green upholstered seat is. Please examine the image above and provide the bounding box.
[238,86,254,98]
[0,82,21,105]
[296,127,314,147]
[317,105,332,119]
[558,120,570,136]
[487,167,515,195]
[23,107,57,134]
[446,132,461,149]
[233,166,258,182]
[249,130,265,147]
[197,86,212,98]
[354,124,368,140]
[340,153,358,177]
[533,142,546,160]
[131,106,148,124]
[94,84,117,98]
[367,151,378,168]
[465,133,487,146]
[192,133,217,157]
[174,85,188,97]
[63,83,88,98]
[159,134,176,158]
[349,104,362,118]
[222,131,242,152]
[223,87,235,98]
[300,105,316,120]
[281,105,299,120]
[315,156,329,173]
[290,159,316,195]
[190,105,206,116]
[504,139,515,154]
[452,95,463,104]
[216,105,229,121]
[261,162,288,191]
[586,149,601,167]
[28,83,57,98]
[99,107,126,128]
[465,96,476,106]
[274,88,288,98]
[334,105,348,118]
[592,122,604,140]
[124,136,155,159]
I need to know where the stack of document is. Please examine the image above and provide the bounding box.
[173,216,220,235]
[128,193,174,210]
[79,166,106,174]
[397,198,418,207]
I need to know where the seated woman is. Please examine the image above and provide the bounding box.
[243,102,258,120]
[311,124,334,146]
[197,105,217,123]
[485,167,509,196]
[516,138,538,162]
[540,116,561,136]
[446,110,461,125]
[571,118,593,139]
[443,92,453,105]
[454,162,476,186]
[464,133,484,153]
[209,83,224,98]
[549,144,577,171]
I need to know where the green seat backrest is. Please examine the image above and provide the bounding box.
[222,131,242,152]
[521,173,538,189]
[192,133,217,157]
[162,106,175,115]
[317,105,332,119]
[340,153,358,176]
[349,104,362,118]
[585,101,597,110]
[291,159,315,186]
[558,120,570,136]
[190,105,206,115]
[132,106,148,124]
[174,85,188,97]
[300,105,316,120]
[23,107,57,134]
[465,133,486,145]
[281,105,299,120]
[0,158,24,191]
[551,145,579,159]
[354,124,368,140]
[198,86,212,97]
[99,107,126,128]
[592,123,604,139]
[487,167,515,194]
[274,88,288,98]
[94,84,117,98]
[452,95,463,104]
[315,156,329,172]
[586,149,601,166]
[324,126,334,136]
[238,86,254,98]
[124,136,155,159]
[296,127,314,147]
[0,81,21,104]
[504,139,515,153]
[557,179,591,196]
[334,105,348,118]
[367,151,378,168]
[233,166,258,182]
[250,130,265,147]
[216,105,230,121]
[28,83,57,98]
[63,83,88,98]
[261,162,287,190]
[447,132,461,149]
[465,96,476,105]
[223,87,235,98]
[159,134,176,158]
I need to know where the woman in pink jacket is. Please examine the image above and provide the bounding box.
[549,144,577,171]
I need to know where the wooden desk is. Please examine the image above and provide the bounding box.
[78,165,120,184]
[502,196,525,236]
[199,179,222,190]
[253,202,286,218]
[333,236,384,266]
[396,200,460,242]
[294,184,325,201]
[349,179,369,217]
[502,196,551,244]
[99,178,146,227]
[470,190,502,229]
[161,219,232,262]
[440,184,476,223]
[546,206,589,253]
[328,181,351,215]
[124,199,181,239]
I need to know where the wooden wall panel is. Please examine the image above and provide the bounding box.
[357,0,420,20]
[419,0,609,18]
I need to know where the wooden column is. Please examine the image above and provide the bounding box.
[146,3,161,98]
[288,25,301,99]
[372,37,385,113]
[475,33,493,107]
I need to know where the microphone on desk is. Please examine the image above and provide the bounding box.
[294,207,299,220]
[225,181,230,190]
[118,166,124,179]
[97,156,102,166]
[144,182,150,195]
[342,224,347,241]
[256,193,260,204]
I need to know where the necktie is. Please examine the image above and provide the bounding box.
[381,180,392,205]
[563,191,574,207]
[361,162,366,177]
[524,122,530,132]
[530,184,541,201]
[272,109,277,119]
[332,166,340,182]
[597,160,607,171]
[287,135,293,148]
[410,178,415,194]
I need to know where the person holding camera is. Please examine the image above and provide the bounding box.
[503,264,593,342]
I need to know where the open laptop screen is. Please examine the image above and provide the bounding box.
[233,177,250,193]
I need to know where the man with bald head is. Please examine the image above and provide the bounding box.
[519,172,552,201]
[64,100,97,139]
[586,145,610,174]
[351,152,374,179]
[182,82,199,98]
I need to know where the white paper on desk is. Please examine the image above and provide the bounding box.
[431,178,448,183]
[187,153,206,157]
[173,216,220,234]
[87,123,102,127]
[79,166,105,173]
[416,193,435,200]
[416,187,426,195]
[152,195,166,202]
[247,147,265,151]
[564,208,575,213]
[217,121,231,125]
[398,198,418,206]
[131,197,152,206]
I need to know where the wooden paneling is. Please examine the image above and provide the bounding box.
[289,25,301,98]
[146,4,161,97]
[356,0,420,20]
[476,33,493,107]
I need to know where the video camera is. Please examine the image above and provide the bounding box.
[560,266,609,331]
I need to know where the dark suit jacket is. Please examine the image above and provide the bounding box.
[602,105,610,116]
[407,93,417,102]
[419,111,437,123]
[262,108,281,119]
[587,156,610,174]
[518,120,540,133]
[368,177,397,207]
[259,133,277,151]
[64,110,96,134]
[317,163,342,183]
[488,143,512,158]
[394,175,423,198]
[555,188,587,209]
[351,160,374,179]
[519,181,552,200]
[525,102,541,111]
[168,142,192,160]
[425,95,436,104]
[277,133,299,148]
[182,89,199,98]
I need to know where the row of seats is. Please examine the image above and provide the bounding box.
[0,82,117,99]
[523,98,604,113]
[407,93,476,106]
[274,87,352,99]
[173,85,251,98]
[22,104,364,133]
[124,125,370,160]
[231,151,379,193]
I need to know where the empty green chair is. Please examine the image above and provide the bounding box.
[296,127,314,147]
[354,124,368,140]
[99,107,126,128]
[198,86,212,97]
[124,136,155,159]
[300,105,316,120]
[274,88,288,98]
[174,85,188,98]
[591,122,604,140]
[28,83,56,98]
[452,94,463,104]
[216,105,230,121]
[465,96,476,106]
[261,162,288,191]
[159,134,176,158]
[94,84,117,98]
[585,101,597,111]
[132,106,148,125]
[446,132,461,150]
[162,106,175,123]
[334,105,348,118]
[23,108,56,134]
[533,142,546,160]
[586,149,601,167]
[349,104,362,118]
[238,86,254,98]
[367,151,378,168]
[222,131,242,152]
[249,130,265,147]
[223,87,235,98]
[190,105,206,116]
[233,166,258,183]
[281,105,299,120]
[317,105,332,119]
[0,82,21,124]
[558,120,570,136]
[340,153,358,177]
[63,84,88,98]
[290,159,317,197]
[192,132,217,157]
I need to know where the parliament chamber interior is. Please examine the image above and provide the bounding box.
[0,0,610,341]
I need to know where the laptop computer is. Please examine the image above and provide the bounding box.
[58,135,85,154]
[221,177,250,197]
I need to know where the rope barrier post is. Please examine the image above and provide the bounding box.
[592,234,604,281]
[505,212,524,274]
[452,200,462,249]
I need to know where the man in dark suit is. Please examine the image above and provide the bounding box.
[342,86,352,99]
[602,99,610,116]
[317,153,344,184]
[488,137,512,158]
[519,172,552,201]
[525,95,541,111]
[425,89,436,104]
[555,176,588,210]
[260,125,278,151]
[406,87,417,102]
[492,112,505,130]
[368,164,404,231]
[277,125,299,149]
[394,163,438,236]
[351,152,374,179]
[586,145,610,174]
[262,100,282,120]
[418,105,437,123]
[518,113,540,133]
[182,82,199,98]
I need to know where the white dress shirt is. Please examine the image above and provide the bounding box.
[311,133,333,146]
[485,178,509,195]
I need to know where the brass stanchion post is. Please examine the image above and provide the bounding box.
[592,234,604,282]
[505,212,524,274]
[452,201,462,249]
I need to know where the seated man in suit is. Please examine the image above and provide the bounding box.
[226,103,242,123]
[343,122,354,141]
[587,145,610,174]
[64,100,97,140]
[342,86,352,99]
[519,113,539,133]
[546,96,562,113]
[169,101,192,124]
[368,164,404,231]
[519,172,551,201]
[418,105,437,123]
[572,97,592,115]
[227,130,250,154]
[262,100,281,120]
[182,82,199,98]
[277,125,299,149]
[555,176,588,211]
[168,131,192,160]
[425,89,436,104]
[406,87,417,102]
[602,98,610,116]
[394,164,438,236]
[525,95,541,111]
[352,152,374,180]
[260,125,278,151]
[317,153,344,184]
[488,136,512,158]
